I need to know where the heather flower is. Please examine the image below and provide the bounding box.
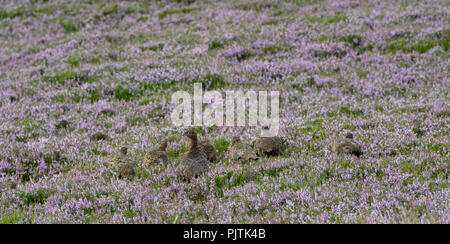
[0,0,448,224]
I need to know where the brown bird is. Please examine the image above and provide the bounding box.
[176,129,209,181]
[331,133,363,157]
[143,140,169,168]
[227,136,258,162]
[109,147,135,180]
[198,138,217,163]
[255,126,282,156]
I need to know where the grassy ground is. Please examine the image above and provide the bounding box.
[0,0,448,223]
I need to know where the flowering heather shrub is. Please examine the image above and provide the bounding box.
[0,0,449,223]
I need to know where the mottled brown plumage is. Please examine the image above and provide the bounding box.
[143,141,169,168]
[176,129,209,180]
[331,133,363,157]
[109,147,135,180]
[117,163,135,180]
[198,138,217,162]
[227,136,258,162]
[255,127,282,156]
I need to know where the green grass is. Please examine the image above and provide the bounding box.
[42,70,97,85]
[127,116,147,126]
[339,34,363,47]
[88,88,101,103]
[42,70,78,84]
[0,6,25,19]
[214,138,229,154]
[374,104,384,112]
[139,79,177,92]
[114,85,133,101]
[305,13,347,25]
[314,49,347,58]
[203,73,226,89]
[435,110,449,118]
[339,105,364,116]
[214,164,290,197]
[17,188,52,206]
[208,38,226,50]
[382,29,449,54]
[0,0,448,224]
[167,144,187,159]
[102,4,119,16]
[140,43,164,52]
[158,7,200,19]
[67,56,81,67]
[214,171,256,197]
[60,18,82,33]
[0,211,28,224]
[237,49,254,62]
[355,68,370,78]
[263,45,282,54]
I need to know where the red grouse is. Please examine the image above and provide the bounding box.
[176,129,209,180]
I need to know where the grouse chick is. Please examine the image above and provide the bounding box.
[227,136,258,162]
[255,126,282,156]
[331,133,363,157]
[143,140,169,168]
